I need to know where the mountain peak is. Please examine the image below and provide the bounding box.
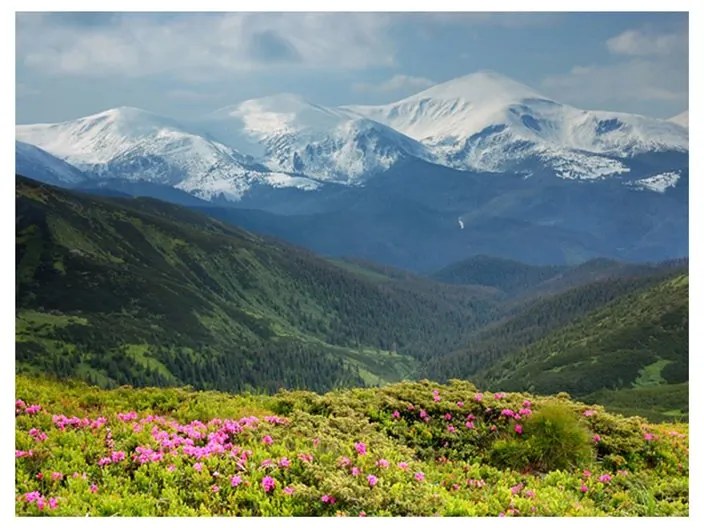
[668,110,688,128]
[400,70,546,104]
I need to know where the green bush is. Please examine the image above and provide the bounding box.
[523,404,594,471]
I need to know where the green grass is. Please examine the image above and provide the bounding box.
[634,359,672,387]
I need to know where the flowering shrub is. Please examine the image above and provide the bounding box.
[14,375,688,516]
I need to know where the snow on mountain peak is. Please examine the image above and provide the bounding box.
[668,111,688,128]
[400,70,544,105]
[345,71,687,178]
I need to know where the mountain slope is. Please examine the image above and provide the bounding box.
[199,94,433,184]
[15,107,286,202]
[346,71,687,179]
[15,141,86,186]
[422,264,685,385]
[478,272,688,416]
[669,111,688,128]
[15,176,496,392]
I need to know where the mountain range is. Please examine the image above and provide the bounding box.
[16,71,688,270]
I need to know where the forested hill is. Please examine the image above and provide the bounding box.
[479,272,688,422]
[15,176,496,393]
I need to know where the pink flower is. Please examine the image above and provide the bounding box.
[24,491,41,503]
[98,457,112,467]
[510,483,524,495]
[457,401,464,407]
[583,409,596,417]
[398,461,409,471]
[501,408,515,418]
[414,472,425,482]
[583,469,592,477]
[406,403,415,411]
[514,424,523,435]
[474,393,483,402]
[354,441,367,455]
[392,410,401,419]
[321,494,336,504]
[211,485,220,493]
[419,409,429,420]
[25,404,42,415]
[338,456,351,467]
[29,428,48,442]
[447,425,457,433]
[193,462,203,472]
[518,408,532,417]
[522,400,532,408]
[644,433,655,442]
[313,437,320,447]
[351,466,361,476]
[262,435,274,445]
[465,421,475,429]
[490,425,497,432]
[261,475,276,493]
[167,464,176,473]
[278,457,291,468]
[359,511,367,517]
[283,486,294,495]
[36,473,44,480]
[297,453,313,464]
[443,413,452,421]
[230,475,242,487]
[51,472,63,481]
[376,458,389,469]
[432,389,441,402]
[593,434,601,443]
[525,489,536,499]
[580,484,589,493]
[111,451,126,463]
[598,474,612,484]
[89,484,98,494]
[367,474,378,487]
[16,399,26,410]
[494,392,506,400]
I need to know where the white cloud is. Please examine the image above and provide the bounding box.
[354,74,435,94]
[17,13,395,80]
[606,29,686,57]
[540,27,687,112]
[166,89,223,102]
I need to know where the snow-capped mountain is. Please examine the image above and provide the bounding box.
[345,71,688,179]
[15,107,298,201]
[669,111,688,128]
[16,72,688,199]
[198,93,432,185]
[15,141,87,186]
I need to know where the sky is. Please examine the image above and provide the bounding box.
[15,11,689,123]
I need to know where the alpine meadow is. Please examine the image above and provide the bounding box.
[13,10,689,519]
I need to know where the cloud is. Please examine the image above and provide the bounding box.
[17,13,395,80]
[354,74,435,94]
[165,89,223,102]
[606,29,687,57]
[540,27,687,112]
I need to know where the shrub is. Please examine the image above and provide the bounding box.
[522,404,594,471]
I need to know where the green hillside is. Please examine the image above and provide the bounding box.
[479,273,688,420]
[14,375,688,516]
[15,176,495,392]
[423,269,685,384]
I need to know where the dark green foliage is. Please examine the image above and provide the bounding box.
[432,254,565,296]
[15,177,495,393]
[423,268,684,383]
[479,274,688,415]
